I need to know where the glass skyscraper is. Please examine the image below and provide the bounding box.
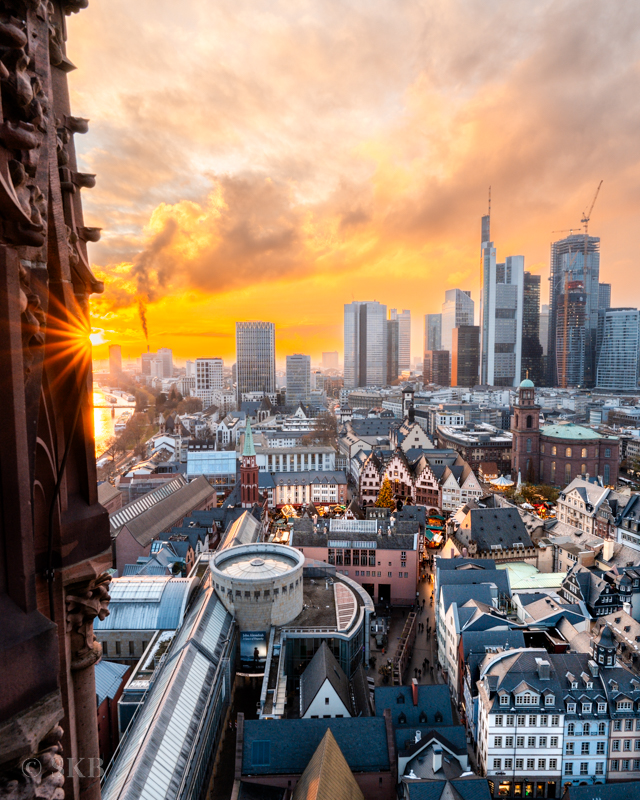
[548,234,600,388]
[235,321,276,402]
[441,289,474,355]
[596,308,640,391]
[344,301,388,388]
[286,354,311,404]
[390,308,411,370]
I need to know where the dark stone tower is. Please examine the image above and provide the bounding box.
[241,419,259,508]
[593,625,617,667]
[511,379,540,483]
[0,2,112,798]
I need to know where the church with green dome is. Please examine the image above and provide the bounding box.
[511,380,620,485]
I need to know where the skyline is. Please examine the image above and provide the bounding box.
[68,1,640,362]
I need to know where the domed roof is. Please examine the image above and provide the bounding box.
[519,378,535,388]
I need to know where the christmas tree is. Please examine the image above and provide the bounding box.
[375,477,395,509]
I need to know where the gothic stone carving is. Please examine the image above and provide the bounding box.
[65,573,111,671]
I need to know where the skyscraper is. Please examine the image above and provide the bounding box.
[387,318,399,384]
[521,272,543,385]
[236,321,276,402]
[286,354,311,404]
[195,357,224,406]
[451,326,480,387]
[157,347,173,378]
[598,282,611,310]
[423,350,450,386]
[425,313,442,352]
[109,344,122,378]
[479,213,524,387]
[390,308,411,370]
[343,301,388,388]
[548,233,600,387]
[539,305,550,357]
[322,351,339,370]
[441,290,474,355]
[596,308,640,391]
[140,349,155,376]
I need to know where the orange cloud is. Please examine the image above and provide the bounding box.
[68,0,640,363]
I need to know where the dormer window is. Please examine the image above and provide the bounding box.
[545,695,555,706]
[597,703,606,713]
[500,694,509,706]
[398,712,407,724]
[586,682,593,690]
[617,700,632,711]
[567,702,576,713]
[582,703,592,713]
[396,694,405,704]
[571,681,578,689]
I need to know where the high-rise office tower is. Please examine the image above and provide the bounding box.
[596,308,640,392]
[195,357,224,406]
[390,308,411,370]
[109,344,122,378]
[521,272,543,385]
[598,282,611,310]
[548,233,600,388]
[236,321,276,402]
[322,351,339,370]
[441,290,474,356]
[286,354,311,404]
[140,349,156,376]
[185,360,195,378]
[539,305,549,357]
[479,213,524,386]
[343,301,388,388]
[425,313,442,352]
[451,326,480,387]
[423,350,450,386]
[387,319,399,384]
[157,347,173,378]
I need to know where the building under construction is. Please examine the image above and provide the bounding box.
[547,233,600,387]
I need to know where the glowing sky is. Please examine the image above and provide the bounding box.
[68,0,640,366]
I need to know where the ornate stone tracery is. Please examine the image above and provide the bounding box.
[0,1,111,799]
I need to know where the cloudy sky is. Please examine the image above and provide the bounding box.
[69,0,640,365]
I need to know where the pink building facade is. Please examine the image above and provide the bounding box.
[291,523,419,605]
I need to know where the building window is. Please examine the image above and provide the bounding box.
[581,463,587,475]
[581,447,587,458]
[604,465,610,484]
[580,762,588,775]
[526,415,532,429]
[549,758,557,770]
[527,438,532,453]
[541,443,545,454]
[564,763,573,775]
[494,737,503,748]
[622,759,630,771]
[551,446,557,456]
[500,695,509,706]
[595,762,604,775]
[528,736,536,748]
[566,743,574,755]
[550,462,556,482]
[612,740,620,752]
[550,737,558,748]
[611,759,619,771]
[102,642,108,656]
[493,759,502,769]
[517,737,525,748]
[565,447,572,458]
[526,759,535,770]
[115,641,121,656]
[605,448,611,458]
[581,742,590,754]
[565,463,572,484]
[507,715,514,726]
[516,759,524,770]
[551,715,559,726]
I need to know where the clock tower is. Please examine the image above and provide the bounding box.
[241,419,260,508]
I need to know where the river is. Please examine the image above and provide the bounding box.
[93,389,135,457]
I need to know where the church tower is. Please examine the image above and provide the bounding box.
[402,385,415,419]
[511,378,540,482]
[241,418,259,508]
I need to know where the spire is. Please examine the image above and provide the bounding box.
[242,417,256,457]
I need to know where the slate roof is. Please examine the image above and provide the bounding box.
[402,780,492,800]
[95,660,130,706]
[458,507,533,552]
[563,781,640,800]
[481,649,564,713]
[436,557,497,572]
[300,642,351,717]
[374,684,453,727]
[349,419,397,437]
[118,476,215,548]
[291,729,364,800]
[437,568,511,601]
[242,718,390,775]
[461,630,525,661]
[396,725,467,758]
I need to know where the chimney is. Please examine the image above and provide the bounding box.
[432,746,443,773]
[624,601,632,615]
[588,659,599,678]
[535,658,550,680]
[603,539,614,561]
[412,678,419,706]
